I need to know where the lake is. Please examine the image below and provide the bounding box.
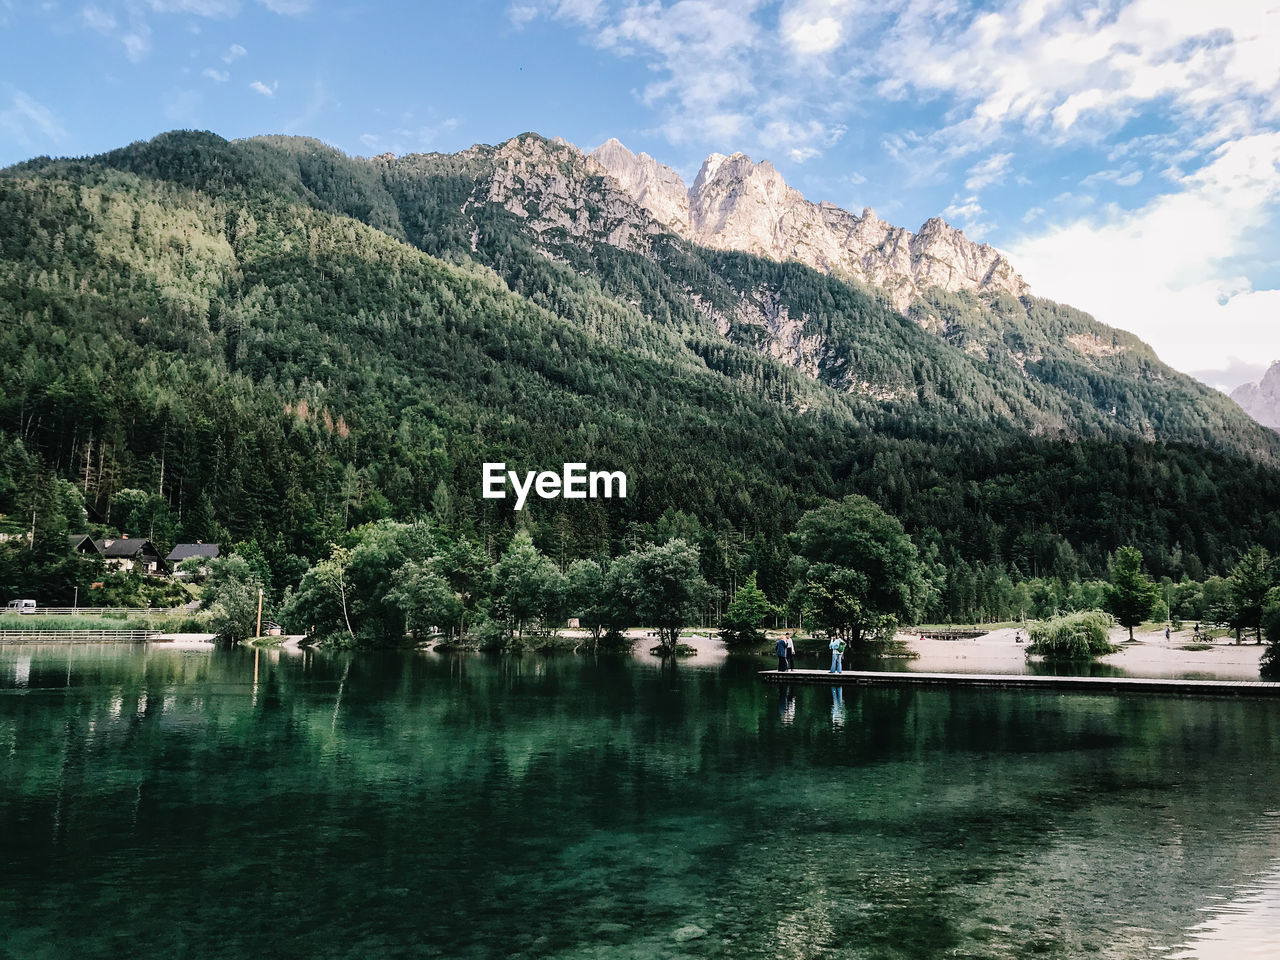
[2,642,1279,959]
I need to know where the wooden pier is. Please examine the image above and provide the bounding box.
[760,669,1280,698]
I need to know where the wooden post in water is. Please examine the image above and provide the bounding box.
[256,588,263,639]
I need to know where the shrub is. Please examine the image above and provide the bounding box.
[1261,590,1280,680]
[1261,645,1280,680]
[1026,611,1118,661]
[596,628,636,653]
[718,572,775,648]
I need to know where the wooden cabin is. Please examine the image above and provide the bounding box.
[167,542,220,578]
[95,536,170,577]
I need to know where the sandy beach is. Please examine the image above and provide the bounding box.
[903,626,1270,681]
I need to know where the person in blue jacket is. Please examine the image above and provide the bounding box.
[828,636,846,673]
[776,635,789,671]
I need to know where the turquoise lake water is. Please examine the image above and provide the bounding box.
[2,643,1279,959]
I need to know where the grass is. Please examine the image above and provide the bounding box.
[0,611,211,631]
[875,638,921,659]
[243,635,284,647]
[912,621,1025,632]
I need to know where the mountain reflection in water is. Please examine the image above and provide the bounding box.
[1,642,1278,959]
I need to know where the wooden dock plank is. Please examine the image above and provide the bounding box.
[759,669,1280,698]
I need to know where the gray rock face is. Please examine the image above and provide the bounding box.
[1231,362,1280,430]
[589,138,690,236]
[486,135,659,253]
[589,140,1029,312]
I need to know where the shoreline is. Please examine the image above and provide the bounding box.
[2,626,1270,682]
[900,626,1268,681]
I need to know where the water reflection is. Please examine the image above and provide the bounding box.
[1170,852,1280,958]
[1,643,1279,959]
[777,684,796,724]
[830,685,846,727]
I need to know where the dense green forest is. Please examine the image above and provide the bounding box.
[2,130,1279,626]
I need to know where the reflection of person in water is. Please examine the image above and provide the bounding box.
[778,685,796,725]
[830,685,846,728]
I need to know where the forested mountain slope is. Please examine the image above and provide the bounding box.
[3,130,1279,599]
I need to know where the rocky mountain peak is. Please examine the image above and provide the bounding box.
[486,134,658,252]
[588,138,1029,312]
[1231,362,1280,431]
[587,138,690,235]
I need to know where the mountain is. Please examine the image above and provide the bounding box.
[588,138,1027,311]
[391,133,1270,459]
[2,129,1279,601]
[1232,362,1280,430]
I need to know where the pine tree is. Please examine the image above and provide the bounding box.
[1106,546,1160,642]
[1226,547,1277,643]
[719,571,775,648]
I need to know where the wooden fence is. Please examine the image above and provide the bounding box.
[0,629,157,643]
[15,607,191,617]
[916,629,989,641]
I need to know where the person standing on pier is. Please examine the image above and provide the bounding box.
[828,636,845,674]
[776,635,790,671]
[784,633,795,671]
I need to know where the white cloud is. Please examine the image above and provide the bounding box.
[147,0,240,15]
[77,0,297,66]
[509,4,538,26]
[555,0,602,23]
[879,0,1280,152]
[1010,132,1280,372]
[964,152,1013,191]
[942,194,992,237]
[783,15,840,54]
[0,89,67,147]
[579,0,858,158]
[202,67,229,82]
[761,117,844,153]
[249,79,277,97]
[943,197,983,220]
[257,0,310,13]
[80,6,116,32]
[122,27,151,62]
[780,0,854,55]
[1079,168,1144,188]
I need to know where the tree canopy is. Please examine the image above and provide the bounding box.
[1106,546,1161,641]
[793,495,925,644]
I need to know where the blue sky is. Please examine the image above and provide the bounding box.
[2,0,1278,384]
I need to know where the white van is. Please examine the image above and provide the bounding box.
[6,599,36,614]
